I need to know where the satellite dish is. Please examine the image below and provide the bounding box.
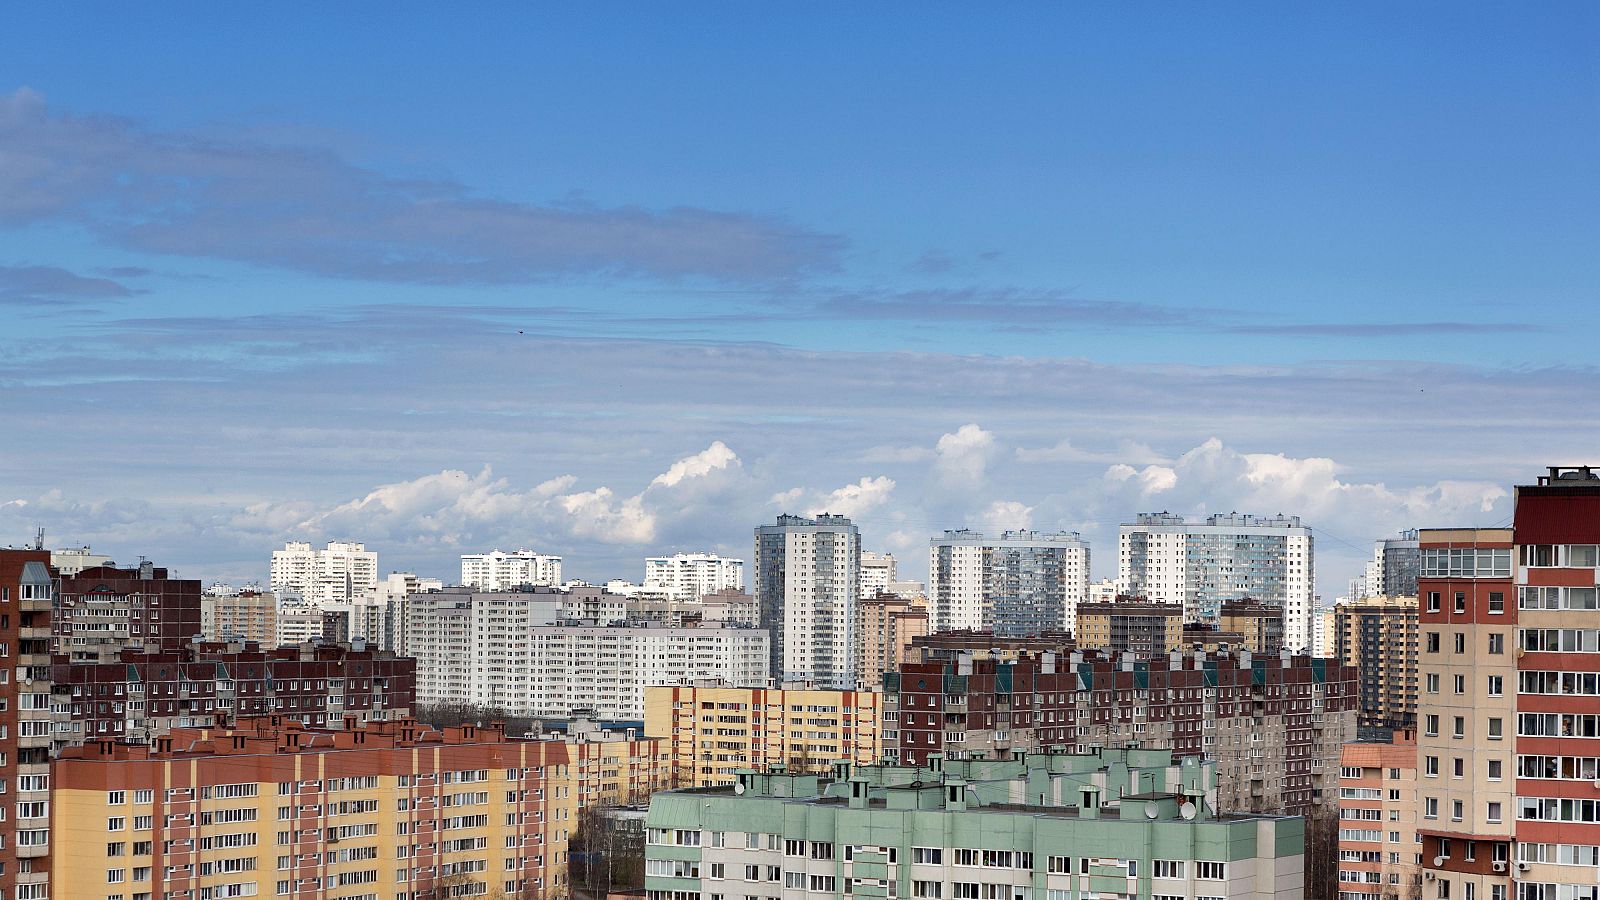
[734,782,745,795]
[1144,801,1160,819]
[1180,802,1197,820]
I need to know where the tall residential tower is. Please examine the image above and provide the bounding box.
[1118,512,1314,651]
[927,530,1090,635]
[754,514,860,688]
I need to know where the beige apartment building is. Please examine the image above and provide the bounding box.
[1335,595,1419,732]
[852,594,927,686]
[204,588,278,643]
[1337,734,1421,900]
[643,682,882,786]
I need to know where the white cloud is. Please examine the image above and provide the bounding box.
[1105,463,1178,496]
[559,487,656,544]
[976,500,1034,532]
[809,476,896,519]
[769,487,805,507]
[651,441,739,488]
[935,424,996,484]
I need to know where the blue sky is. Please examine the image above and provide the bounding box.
[1,4,1596,592]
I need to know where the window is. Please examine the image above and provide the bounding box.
[1426,674,1440,693]
[1454,675,1466,694]
[1488,718,1502,739]
[1454,717,1466,739]
[784,840,804,857]
[1152,860,1185,879]
[1487,759,1502,780]
[1454,758,1465,778]
[1425,715,1440,737]
[1195,861,1225,880]
[1488,675,1503,696]
[1426,632,1440,653]
[784,874,805,890]
[913,883,942,899]
[1455,633,1466,654]
[1452,800,1464,821]
[1486,802,1502,823]
[1454,592,1467,613]
[1428,593,1441,613]
[1341,767,1364,779]
[1046,857,1070,875]
[953,885,980,900]
[1425,797,1439,819]
[1488,633,1504,654]
[913,849,942,865]
[1489,592,1505,613]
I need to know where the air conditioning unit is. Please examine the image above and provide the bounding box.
[1492,861,1506,873]
[1424,872,1436,881]
[1517,862,1532,872]
[1433,856,1446,866]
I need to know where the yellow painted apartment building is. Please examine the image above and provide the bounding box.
[52,717,580,900]
[643,683,882,786]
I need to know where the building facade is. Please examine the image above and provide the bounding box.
[269,540,378,603]
[1118,513,1315,652]
[52,640,415,741]
[461,548,564,591]
[1352,531,1423,601]
[1334,595,1419,734]
[52,716,578,900]
[203,588,277,644]
[644,750,1307,900]
[854,595,929,686]
[643,682,883,786]
[643,553,744,601]
[859,551,897,599]
[1336,735,1421,900]
[55,560,204,659]
[0,549,56,900]
[754,514,860,688]
[1413,526,1515,900]
[883,649,1357,816]
[928,530,1091,636]
[406,599,769,719]
[1075,601,1183,654]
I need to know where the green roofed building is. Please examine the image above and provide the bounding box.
[644,749,1305,900]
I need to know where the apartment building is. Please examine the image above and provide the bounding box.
[1336,735,1421,900]
[1413,526,1515,900]
[643,553,744,601]
[928,529,1090,635]
[52,716,578,900]
[643,682,883,786]
[853,595,929,686]
[54,559,204,659]
[202,588,277,643]
[883,648,1357,816]
[1220,602,1288,654]
[1075,601,1183,653]
[269,540,379,603]
[859,551,897,599]
[1507,467,1600,897]
[0,549,57,900]
[644,750,1306,900]
[1335,596,1419,734]
[461,548,564,591]
[407,601,769,719]
[535,715,675,806]
[1351,531,1423,601]
[754,514,860,688]
[51,640,415,741]
[1119,512,1315,651]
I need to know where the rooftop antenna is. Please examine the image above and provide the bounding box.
[33,528,44,551]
